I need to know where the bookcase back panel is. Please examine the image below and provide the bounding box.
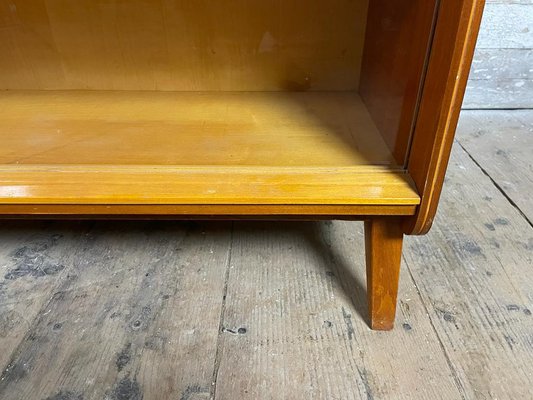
[0,0,368,91]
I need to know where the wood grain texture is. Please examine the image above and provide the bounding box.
[406,0,485,235]
[404,143,533,399]
[0,91,394,167]
[0,91,421,214]
[359,0,438,164]
[0,166,419,206]
[0,0,368,91]
[365,218,403,330]
[0,221,231,400]
[213,221,464,399]
[456,110,533,221]
[0,204,418,218]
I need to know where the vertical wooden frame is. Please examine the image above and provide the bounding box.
[406,0,486,234]
[364,0,485,331]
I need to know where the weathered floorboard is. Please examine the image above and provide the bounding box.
[404,143,533,399]
[464,2,533,108]
[0,221,231,400]
[214,221,463,399]
[476,4,533,49]
[0,221,89,370]
[456,110,533,221]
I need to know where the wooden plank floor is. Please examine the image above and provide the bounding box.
[0,110,532,399]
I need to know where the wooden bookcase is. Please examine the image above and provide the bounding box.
[0,0,485,330]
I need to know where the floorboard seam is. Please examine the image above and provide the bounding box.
[456,141,533,228]
[210,221,234,400]
[402,255,468,400]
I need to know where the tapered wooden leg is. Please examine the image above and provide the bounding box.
[364,218,404,331]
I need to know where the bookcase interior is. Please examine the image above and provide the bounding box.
[0,0,436,211]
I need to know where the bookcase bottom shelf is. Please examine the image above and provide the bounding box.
[0,91,419,216]
[0,166,418,216]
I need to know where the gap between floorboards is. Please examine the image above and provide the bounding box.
[210,221,234,400]
[455,140,533,228]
